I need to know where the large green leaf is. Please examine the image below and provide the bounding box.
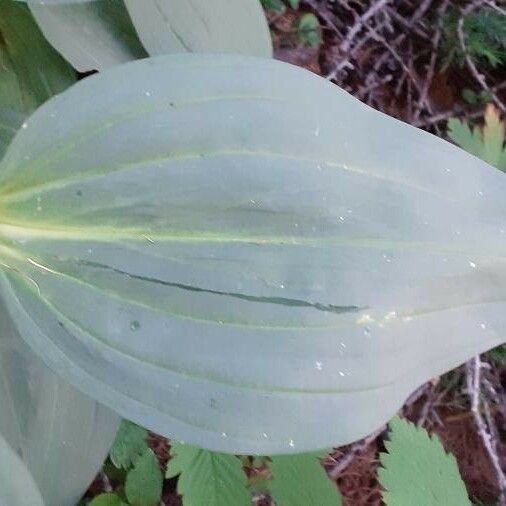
[0,434,44,506]
[124,0,272,57]
[166,443,250,506]
[0,300,120,505]
[28,0,147,72]
[0,55,504,455]
[379,417,471,505]
[0,0,75,158]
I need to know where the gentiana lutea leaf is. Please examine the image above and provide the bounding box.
[124,0,272,57]
[0,55,504,455]
[28,0,147,72]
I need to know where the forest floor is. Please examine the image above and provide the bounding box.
[86,1,506,505]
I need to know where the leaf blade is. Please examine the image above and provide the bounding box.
[28,0,147,72]
[124,0,272,57]
[0,54,505,455]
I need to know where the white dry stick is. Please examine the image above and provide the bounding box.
[466,357,506,505]
[327,0,391,80]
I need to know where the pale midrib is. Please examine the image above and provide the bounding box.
[1,221,506,261]
[0,148,449,203]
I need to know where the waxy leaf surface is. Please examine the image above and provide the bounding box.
[0,300,120,505]
[0,435,44,506]
[28,0,147,72]
[124,0,272,57]
[0,55,504,454]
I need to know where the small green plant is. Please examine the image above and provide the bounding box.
[441,7,506,69]
[297,13,322,48]
[448,104,506,170]
[90,417,473,506]
[89,422,163,506]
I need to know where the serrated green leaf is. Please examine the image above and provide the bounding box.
[109,420,149,470]
[89,493,128,506]
[269,453,341,506]
[124,0,272,57]
[448,105,506,170]
[0,54,505,456]
[0,434,44,506]
[0,0,75,158]
[167,443,250,506]
[28,0,147,72]
[125,449,163,506]
[379,417,472,506]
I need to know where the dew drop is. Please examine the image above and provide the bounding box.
[130,320,141,331]
[221,432,228,439]
[469,260,477,269]
[145,91,151,97]
[364,327,371,337]
[262,432,269,439]
[480,323,487,330]
[339,371,346,377]
[288,439,295,448]
[21,122,28,129]
[315,361,323,371]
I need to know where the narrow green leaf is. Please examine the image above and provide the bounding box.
[269,452,342,506]
[167,443,250,506]
[125,449,163,506]
[89,493,128,506]
[124,0,272,57]
[378,417,472,506]
[109,420,149,470]
[0,54,505,456]
[28,0,147,72]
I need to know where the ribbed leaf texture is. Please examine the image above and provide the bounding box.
[379,417,472,506]
[0,54,504,454]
